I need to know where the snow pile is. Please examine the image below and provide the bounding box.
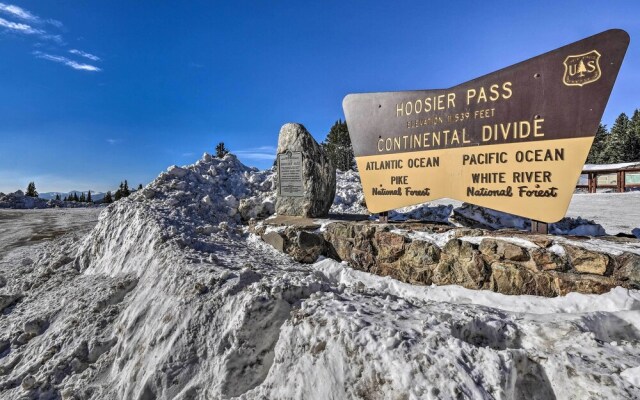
[389,203,453,223]
[0,191,96,209]
[329,169,368,215]
[0,153,638,399]
[452,203,607,235]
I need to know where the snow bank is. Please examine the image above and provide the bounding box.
[313,258,640,315]
[0,190,98,209]
[453,203,607,236]
[330,169,368,215]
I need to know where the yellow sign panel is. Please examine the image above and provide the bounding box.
[343,30,629,223]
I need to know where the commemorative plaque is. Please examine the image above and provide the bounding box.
[277,150,304,197]
[343,29,629,222]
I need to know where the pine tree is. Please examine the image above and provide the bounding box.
[26,182,38,197]
[216,142,229,158]
[73,192,79,202]
[586,124,609,163]
[79,192,86,202]
[104,191,113,204]
[63,195,68,202]
[115,182,123,201]
[55,194,61,201]
[123,180,130,197]
[87,191,92,203]
[137,184,143,191]
[322,119,354,171]
[601,113,631,163]
[628,109,640,162]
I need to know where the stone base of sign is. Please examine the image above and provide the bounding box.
[275,123,336,218]
[252,219,640,297]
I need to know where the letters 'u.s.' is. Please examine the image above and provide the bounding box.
[343,29,629,222]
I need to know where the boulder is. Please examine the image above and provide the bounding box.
[285,230,325,263]
[614,252,640,289]
[275,123,336,218]
[563,244,612,275]
[530,248,567,271]
[262,232,285,253]
[489,262,556,296]
[433,239,488,290]
[552,272,618,295]
[479,238,530,262]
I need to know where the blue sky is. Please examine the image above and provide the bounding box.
[0,1,639,192]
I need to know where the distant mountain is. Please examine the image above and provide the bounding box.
[39,191,107,201]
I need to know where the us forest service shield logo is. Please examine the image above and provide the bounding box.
[563,50,601,86]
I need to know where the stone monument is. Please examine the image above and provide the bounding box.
[275,123,336,217]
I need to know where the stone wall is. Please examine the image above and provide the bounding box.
[256,221,640,297]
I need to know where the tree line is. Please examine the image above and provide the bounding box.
[24,180,144,204]
[587,109,640,164]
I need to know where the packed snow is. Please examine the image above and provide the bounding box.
[0,153,638,399]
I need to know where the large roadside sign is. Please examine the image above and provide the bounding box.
[343,29,629,222]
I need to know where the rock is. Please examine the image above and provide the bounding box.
[396,240,441,284]
[530,248,566,271]
[401,240,441,267]
[262,232,285,253]
[323,222,355,261]
[489,262,556,296]
[0,293,22,312]
[479,238,530,262]
[373,231,406,263]
[614,252,640,289]
[563,244,612,275]
[21,374,36,390]
[0,275,5,288]
[286,230,325,263]
[433,239,488,290]
[23,317,48,335]
[552,272,618,295]
[275,123,336,218]
[194,282,208,295]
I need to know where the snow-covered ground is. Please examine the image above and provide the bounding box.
[564,192,640,235]
[0,154,638,399]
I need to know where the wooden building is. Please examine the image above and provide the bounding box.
[577,162,640,193]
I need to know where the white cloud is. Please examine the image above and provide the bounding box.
[0,3,62,28]
[0,3,37,21]
[0,4,99,72]
[0,16,42,34]
[46,19,63,28]
[41,33,64,45]
[234,146,277,161]
[69,49,100,61]
[106,138,121,145]
[33,51,101,72]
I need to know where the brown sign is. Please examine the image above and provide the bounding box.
[343,29,629,222]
